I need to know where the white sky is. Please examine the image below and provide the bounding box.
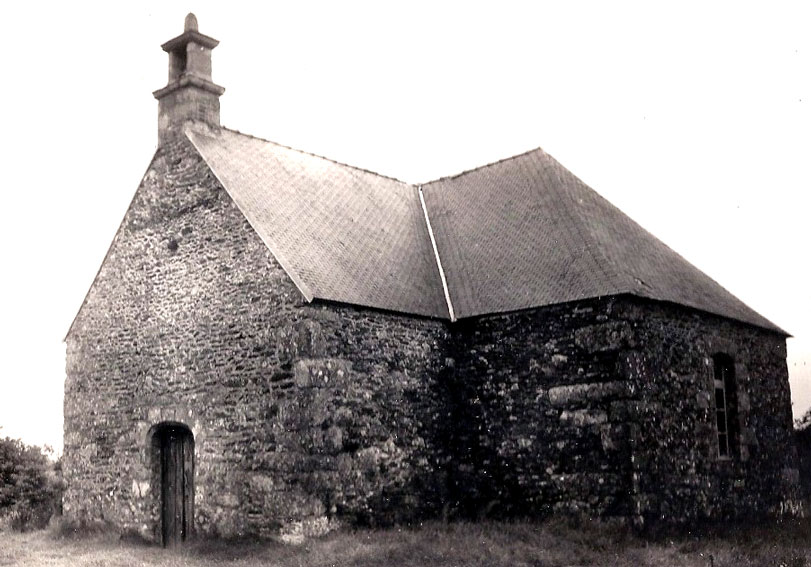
[0,2,809,453]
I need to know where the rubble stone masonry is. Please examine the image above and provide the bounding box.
[64,135,800,540]
[448,296,799,525]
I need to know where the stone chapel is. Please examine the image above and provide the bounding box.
[64,15,800,544]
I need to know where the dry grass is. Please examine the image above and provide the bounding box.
[0,518,809,566]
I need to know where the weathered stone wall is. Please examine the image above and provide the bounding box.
[445,295,799,525]
[157,88,221,145]
[613,297,801,523]
[64,134,450,541]
[448,298,637,520]
[241,304,452,537]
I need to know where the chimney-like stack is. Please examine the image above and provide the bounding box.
[153,14,225,145]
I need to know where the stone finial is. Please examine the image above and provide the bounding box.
[184,13,198,32]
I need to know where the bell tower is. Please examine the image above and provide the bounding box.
[152,14,225,144]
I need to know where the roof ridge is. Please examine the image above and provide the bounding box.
[213,127,545,190]
[420,147,544,186]
[218,126,414,186]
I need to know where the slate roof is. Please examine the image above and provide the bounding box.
[422,149,784,333]
[187,128,449,318]
[188,127,785,334]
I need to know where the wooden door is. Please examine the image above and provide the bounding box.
[160,426,194,546]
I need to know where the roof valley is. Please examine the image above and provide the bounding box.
[418,186,456,321]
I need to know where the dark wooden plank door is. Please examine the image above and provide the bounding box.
[161,427,193,546]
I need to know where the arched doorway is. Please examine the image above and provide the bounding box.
[153,424,194,546]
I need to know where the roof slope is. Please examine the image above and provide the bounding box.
[185,127,783,333]
[421,148,784,333]
[187,127,449,318]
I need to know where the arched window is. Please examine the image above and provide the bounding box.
[713,354,737,458]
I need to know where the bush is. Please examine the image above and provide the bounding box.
[795,411,811,501]
[0,435,63,531]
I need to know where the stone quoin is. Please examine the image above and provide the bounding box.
[63,14,801,544]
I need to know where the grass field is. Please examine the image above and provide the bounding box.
[0,518,809,566]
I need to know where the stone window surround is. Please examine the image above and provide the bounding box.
[713,353,736,459]
[703,336,750,462]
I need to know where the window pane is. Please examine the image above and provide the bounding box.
[718,433,729,457]
[716,410,727,433]
[715,387,726,409]
[713,354,736,459]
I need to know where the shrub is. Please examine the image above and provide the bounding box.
[795,411,811,501]
[0,435,63,531]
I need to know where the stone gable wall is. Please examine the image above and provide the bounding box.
[64,135,450,541]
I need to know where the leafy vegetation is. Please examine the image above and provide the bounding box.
[796,408,811,432]
[0,432,63,532]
